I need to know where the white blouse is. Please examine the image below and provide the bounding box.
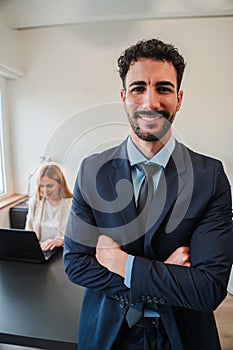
[25,197,72,242]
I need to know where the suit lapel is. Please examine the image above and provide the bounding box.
[108,139,136,221]
[106,141,145,255]
[102,142,138,249]
[144,142,189,257]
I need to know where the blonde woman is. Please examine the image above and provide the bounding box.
[25,163,72,251]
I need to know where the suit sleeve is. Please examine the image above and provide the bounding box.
[64,159,129,298]
[129,161,233,311]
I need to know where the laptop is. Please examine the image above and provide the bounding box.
[0,228,58,263]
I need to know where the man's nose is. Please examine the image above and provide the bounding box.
[142,90,160,110]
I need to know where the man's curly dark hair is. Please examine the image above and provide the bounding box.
[118,38,186,91]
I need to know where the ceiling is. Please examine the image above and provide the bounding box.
[0,0,233,30]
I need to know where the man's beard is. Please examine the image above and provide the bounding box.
[128,109,174,142]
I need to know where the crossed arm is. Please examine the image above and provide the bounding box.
[96,235,190,278]
[65,158,232,312]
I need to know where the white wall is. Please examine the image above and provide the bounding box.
[0,13,22,75]
[4,16,233,195]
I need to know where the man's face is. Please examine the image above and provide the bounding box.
[120,58,183,142]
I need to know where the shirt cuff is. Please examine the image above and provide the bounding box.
[124,254,135,287]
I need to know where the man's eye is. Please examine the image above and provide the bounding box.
[157,87,172,93]
[131,86,145,93]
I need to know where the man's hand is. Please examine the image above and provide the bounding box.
[164,246,191,267]
[96,235,128,278]
[96,235,191,278]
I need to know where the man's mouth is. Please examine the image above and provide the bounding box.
[140,115,162,122]
[134,109,169,121]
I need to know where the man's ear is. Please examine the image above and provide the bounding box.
[120,89,126,103]
[176,90,184,112]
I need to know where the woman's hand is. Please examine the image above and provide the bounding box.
[40,238,64,251]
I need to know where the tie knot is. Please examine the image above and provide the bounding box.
[138,163,160,178]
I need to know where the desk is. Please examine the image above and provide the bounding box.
[0,249,84,349]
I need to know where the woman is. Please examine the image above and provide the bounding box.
[25,163,72,251]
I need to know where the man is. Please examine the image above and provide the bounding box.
[64,39,233,350]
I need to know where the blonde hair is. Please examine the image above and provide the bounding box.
[36,163,72,200]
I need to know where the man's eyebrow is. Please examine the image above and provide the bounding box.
[156,81,175,88]
[128,80,176,89]
[128,81,146,88]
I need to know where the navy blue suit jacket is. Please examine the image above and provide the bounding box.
[64,139,233,350]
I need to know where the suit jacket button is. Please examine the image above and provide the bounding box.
[141,295,147,302]
[119,300,125,308]
[159,298,165,304]
[153,297,159,304]
[146,296,152,303]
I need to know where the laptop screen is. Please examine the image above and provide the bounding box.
[0,228,57,263]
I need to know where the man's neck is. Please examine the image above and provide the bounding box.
[130,130,171,160]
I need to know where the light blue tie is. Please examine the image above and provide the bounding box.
[126,163,160,328]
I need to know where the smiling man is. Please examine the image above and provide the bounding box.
[64,39,233,350]
[121,57,183,157]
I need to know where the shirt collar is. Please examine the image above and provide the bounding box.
[127,135,175,169]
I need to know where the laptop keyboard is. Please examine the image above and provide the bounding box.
[43,250,54,259]
[43,248,58,260]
